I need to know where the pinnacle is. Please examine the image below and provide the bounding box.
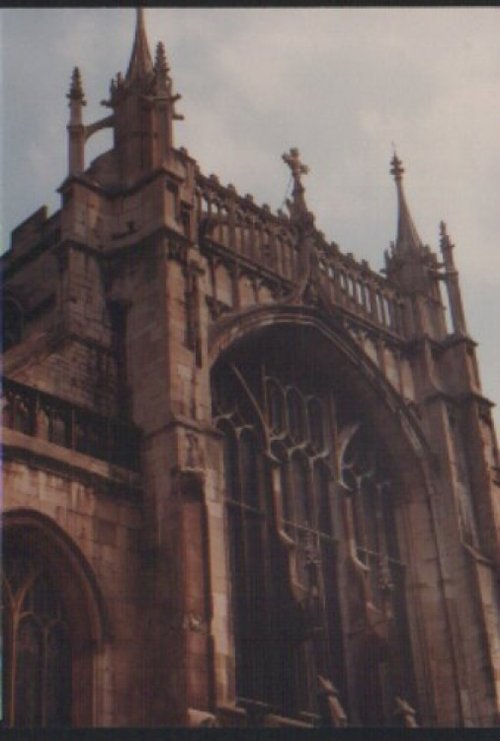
[439,221,454,252]
[282,148,313,226]
[155,41,169,76]
[390,154,424,256]
[67,66,86,103]
[390,152,404,182]
[126,8,154,83]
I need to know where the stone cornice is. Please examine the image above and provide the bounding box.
[2,427,142,500]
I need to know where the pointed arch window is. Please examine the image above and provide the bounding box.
[2,518,103,728]
[3,552,72,727]
[213,356,419,726]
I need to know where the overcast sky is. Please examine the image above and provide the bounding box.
[1,8,499,429]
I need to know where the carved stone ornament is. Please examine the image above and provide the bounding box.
[317,675,348,727]
[184,432,204,470]
[394,696,418,727]
[183,611,208,634]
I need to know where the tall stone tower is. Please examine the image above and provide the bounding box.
[2,10,500,728]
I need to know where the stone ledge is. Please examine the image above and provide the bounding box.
[2,426,142,499]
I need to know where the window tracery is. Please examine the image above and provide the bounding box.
[2,548,72,727]
[213,359,416,726]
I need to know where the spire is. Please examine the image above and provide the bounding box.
[390,152,424,256]
[126,8,154,84]
[67,67,86,175]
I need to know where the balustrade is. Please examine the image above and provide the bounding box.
[2,378,140,471]
[196,174,405,339]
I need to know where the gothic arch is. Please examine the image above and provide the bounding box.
[2,508,109,726]
[209,304,439,724]
[209,303,432,484]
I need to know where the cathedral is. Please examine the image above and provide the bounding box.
[2,9,500,729]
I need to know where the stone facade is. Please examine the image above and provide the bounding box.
[2,10,500,729]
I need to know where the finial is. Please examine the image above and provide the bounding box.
[282,148,314,225]
[390,151,404,182]
[282,147,309,189]
[67,67,86,104]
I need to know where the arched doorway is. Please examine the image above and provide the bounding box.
[2,510,107,727]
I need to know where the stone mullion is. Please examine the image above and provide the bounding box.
[396,298,405,336]
[279,234,290,280]
[247,218,256,262]
[377,290,387,327]
[359,280,369,315]
[356,279,366,317]
[351,478,368,560]
[385,296,396,332]
[394,298,404,336]
[227,201,237,253]
[311,459,335,681]
[237,432,261,702]
[254,223,262,264]
[331,267,342,307]
[373,482,394,605]
[231,262,241,311]
[287,236,297,283]
[367,283,379,324]
[349,274,358,313]
[335,270,345,308]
